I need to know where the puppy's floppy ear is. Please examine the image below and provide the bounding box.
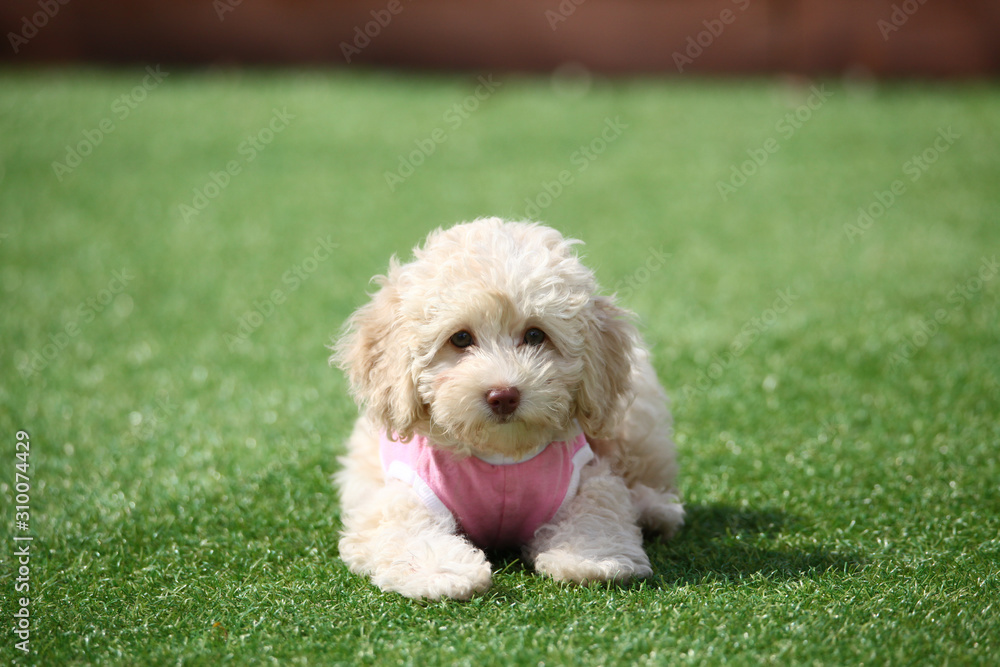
[576,295,638,438]
[331,263,424,439]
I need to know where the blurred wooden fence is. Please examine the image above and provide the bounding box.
[2,0,998,76]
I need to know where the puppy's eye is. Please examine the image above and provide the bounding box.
[450,331,475,349]
[523,328,546,346]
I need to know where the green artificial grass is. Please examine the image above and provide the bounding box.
[1,67,998,665]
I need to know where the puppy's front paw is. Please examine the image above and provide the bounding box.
[370,536,492,601]
[386,562,492,601]
[534,549,652,585]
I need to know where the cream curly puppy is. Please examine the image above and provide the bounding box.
[332,217,683,600]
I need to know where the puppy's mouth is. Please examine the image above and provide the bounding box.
[488,412,519,425]
[423,380,572,457]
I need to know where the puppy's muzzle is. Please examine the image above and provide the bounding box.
[486,387,520,417]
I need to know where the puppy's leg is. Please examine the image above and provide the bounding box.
[338,481,492,600]
[631,483,684,539]
[336,417,491,600]
[591,348,685,538]
[527,459,652,584]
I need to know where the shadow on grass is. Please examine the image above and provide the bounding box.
[648,503,863,587]
[480,503,862,599]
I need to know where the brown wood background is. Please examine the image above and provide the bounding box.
[2,0,998,76]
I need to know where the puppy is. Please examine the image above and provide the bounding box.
[332,218,683,599]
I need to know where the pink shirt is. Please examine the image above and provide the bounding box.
[379,429,594,549]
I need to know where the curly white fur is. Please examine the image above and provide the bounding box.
[332,218,683,600]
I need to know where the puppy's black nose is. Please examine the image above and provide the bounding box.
[486,387,520,417]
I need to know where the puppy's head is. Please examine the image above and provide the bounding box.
[333,217,637,458]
